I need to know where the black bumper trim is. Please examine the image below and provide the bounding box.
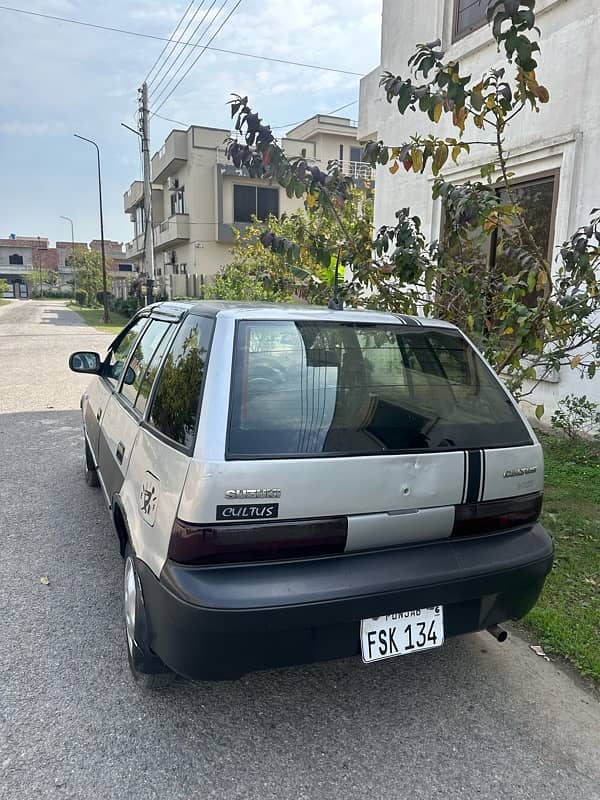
[138,524,553,680]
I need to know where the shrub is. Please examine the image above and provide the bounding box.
[75,289,88,307]
[551,394,600,439]
[110,297,139,318]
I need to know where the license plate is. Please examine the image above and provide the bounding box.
[360,606,444,663]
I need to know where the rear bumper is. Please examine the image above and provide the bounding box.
[137,523,553,680]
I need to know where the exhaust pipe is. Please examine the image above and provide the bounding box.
[487,624,508,642]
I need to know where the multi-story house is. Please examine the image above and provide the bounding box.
[89,240,137,299]
[359,0,600,414]
[123,114,372,298]
[1,236,136,299]
[0,236,58,298]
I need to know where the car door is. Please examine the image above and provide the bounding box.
[121,314,215,575]
[97,318,175,505]
[83,315,148,462]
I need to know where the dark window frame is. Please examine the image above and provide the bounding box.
[142,313,216,455]
[233,184,280,223]
[9,253,24,265]
[117,319,174,415]
[453,0,489,42]
[440,169,560,268]
[101,313,151,389]
[350,145,362,163]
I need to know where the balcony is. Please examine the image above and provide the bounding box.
[125,233,145,258]
[340,160,374,182]
[124,181,144,214]
[0,262,34,275]
[153,215,190,251]
[215,146,374,183]
[151,130,188,183]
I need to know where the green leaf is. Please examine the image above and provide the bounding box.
[535,404,545,420]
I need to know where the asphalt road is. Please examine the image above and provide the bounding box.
[1,300,599,800]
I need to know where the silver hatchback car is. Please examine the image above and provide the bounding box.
[69,301,553,687]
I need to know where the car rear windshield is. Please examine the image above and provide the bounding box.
[227,320,532,458]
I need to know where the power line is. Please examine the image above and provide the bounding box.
[153,0,245,115]
[271,100,359,130]
[149,1,212,93]
[152,111,191,127]
[0,4,363,76]
[153,99,359,132]
[143,0,194,86]
[151,0,222,105]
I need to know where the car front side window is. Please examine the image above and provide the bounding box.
[106,318,148,387]
[119,320,171,410]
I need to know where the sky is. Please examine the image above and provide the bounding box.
[0,0,382,246]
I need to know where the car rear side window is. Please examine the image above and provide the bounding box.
[227,320,532,458]
[120,320,171,409]
[147,315,213,449]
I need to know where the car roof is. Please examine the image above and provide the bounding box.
[150,300,458,330]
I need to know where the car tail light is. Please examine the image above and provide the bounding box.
[168,517,348,565]
[452,492,543,537]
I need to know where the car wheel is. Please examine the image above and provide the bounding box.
[123,544,175,689]
[84,440,100,487]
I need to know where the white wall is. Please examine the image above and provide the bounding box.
[359,0,600,415]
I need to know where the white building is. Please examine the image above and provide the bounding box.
[124,115,372,299]
[359,0,600,415]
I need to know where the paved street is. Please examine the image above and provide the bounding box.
[1,300,599,800]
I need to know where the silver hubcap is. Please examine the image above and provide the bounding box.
[124,557,137,653]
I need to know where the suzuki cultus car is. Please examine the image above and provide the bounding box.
[69,302,553,687]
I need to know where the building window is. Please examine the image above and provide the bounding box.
[9,253,23,265]
[234,185,280,223]
[170,187,185,216]
[440,172,558,322]
[118,264,133,272]
[339,144,344,163]
[454,0,488,40]
[350,146,362,163]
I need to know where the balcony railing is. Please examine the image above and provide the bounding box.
[0,262,35,274]
[153,215,190,250]
[215,147,374,182]
[125,233,145,258]
[151,130,188,183]
[124,180,144,214]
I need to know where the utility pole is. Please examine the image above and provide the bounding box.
[140,82,155,305]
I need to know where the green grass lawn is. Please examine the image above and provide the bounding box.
[525,431,600,682]
[69,304,130,334]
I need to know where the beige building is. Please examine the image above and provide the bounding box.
[123,114,372,298]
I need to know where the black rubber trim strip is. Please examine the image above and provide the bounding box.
[394,314,420,327]
[479,450,487,501]
[466,450,482,503]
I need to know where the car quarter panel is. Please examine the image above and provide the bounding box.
[119,425,191,577]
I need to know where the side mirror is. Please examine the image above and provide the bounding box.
[69,351,101,374]
[123,366,136,385]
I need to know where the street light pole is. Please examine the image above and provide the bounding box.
[59,215,76,293]
[74,134,110,323]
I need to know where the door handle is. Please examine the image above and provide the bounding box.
[116,441,125,464]
[96,408,102,422]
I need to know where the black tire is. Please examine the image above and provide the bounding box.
[123,544,176,689]
[84,440,100,487]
